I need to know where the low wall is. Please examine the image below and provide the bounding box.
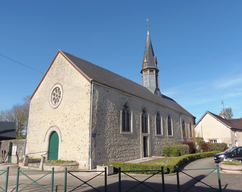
[220,162,242,174]
[0,139,25,163]
[43,162,79,171]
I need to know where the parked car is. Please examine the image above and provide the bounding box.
[214,146,242,163]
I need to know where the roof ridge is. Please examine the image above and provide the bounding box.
[57,50,194,118]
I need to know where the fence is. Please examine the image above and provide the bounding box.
[64,167,107,192]
[118,167,165,192]
[0,167,9,192]
[0,165,223,192]
[176,164,222,192]
[15,167,54,192]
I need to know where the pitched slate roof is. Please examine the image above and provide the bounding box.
[0,121,16,140]
[61,50,194,118]
[196,111,242,130]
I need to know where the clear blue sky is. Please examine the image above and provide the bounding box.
[1,1,242,122]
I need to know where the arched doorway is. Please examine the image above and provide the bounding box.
[48,132,59,160]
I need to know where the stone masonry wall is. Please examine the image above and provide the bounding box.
[0,139,25,163]
[91,83,194,167]
[26,53,91,169]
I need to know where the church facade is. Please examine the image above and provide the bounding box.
[26,31,195,169]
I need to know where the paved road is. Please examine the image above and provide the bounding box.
[0,158,242,191]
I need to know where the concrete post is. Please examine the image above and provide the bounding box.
[39,155,46,170]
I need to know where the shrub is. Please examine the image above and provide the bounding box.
[108,162,169,174]
[209,143,228,152]
[195,137,204,148]
[108,151,218,174]
[170,146,180,156]
[201,142,210,152]
[167,151,218,173]
[223,158,242,165]
[163,145,189,157]
[176,145,189,156]
[163,146,172,157]
[182,141,195,153]
[47,160,75,163]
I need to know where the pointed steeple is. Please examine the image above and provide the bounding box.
[142,31,157,70]
[141,30,161,96]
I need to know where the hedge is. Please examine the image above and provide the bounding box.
[163,145,189,157]
[202,142,228,152]
[106,162,169,174]
[107,151,218,174]
[209,143,228,152]
[166,151,218,173]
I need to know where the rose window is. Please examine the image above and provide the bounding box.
[51,87,61,106]
[49,84,63,108]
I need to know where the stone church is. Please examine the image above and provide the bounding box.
[26,30,195,169]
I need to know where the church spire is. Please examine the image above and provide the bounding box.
[141,28,161,96]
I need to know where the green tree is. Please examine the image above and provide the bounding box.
[221,101,234,119]
[223,107,233,119]
[0,95,30,139]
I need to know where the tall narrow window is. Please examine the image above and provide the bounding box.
[142,108,148,133]
[156,112,161,135]
[190,123,192,137]
[168,115,172,136]
[182,120,185,138]
[122,103,130,132]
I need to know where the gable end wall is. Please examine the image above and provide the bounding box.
[26,53,91,169]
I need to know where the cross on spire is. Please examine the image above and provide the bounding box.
[146,19,150,31]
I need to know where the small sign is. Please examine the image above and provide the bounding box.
[92,133,96,137]
[12,146,17,155]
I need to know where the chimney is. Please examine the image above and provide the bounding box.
[219,111,225,119]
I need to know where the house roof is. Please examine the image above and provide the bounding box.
[0,121,16,140]
[195,111,242,130]
[60,50,194,118]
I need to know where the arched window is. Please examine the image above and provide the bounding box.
[156,112,161,135]
[182,120,186,138]
[122,103,131,132]
[168,115,172,136]
[142,108,148,133]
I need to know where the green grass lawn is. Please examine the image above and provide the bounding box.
[141,157,176,166]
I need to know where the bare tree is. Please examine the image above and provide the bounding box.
[0,95,30,139]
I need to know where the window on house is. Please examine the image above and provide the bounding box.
[142,108,148,133]
[168,115,172,136]
[156,112,161,135]
[182,120,185,138]
[122,103,131,132]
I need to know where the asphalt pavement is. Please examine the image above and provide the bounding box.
[0,157,242,191]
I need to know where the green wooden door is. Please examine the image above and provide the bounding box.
[48,132,59,160]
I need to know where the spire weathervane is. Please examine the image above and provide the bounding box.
[146,19,150,31]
